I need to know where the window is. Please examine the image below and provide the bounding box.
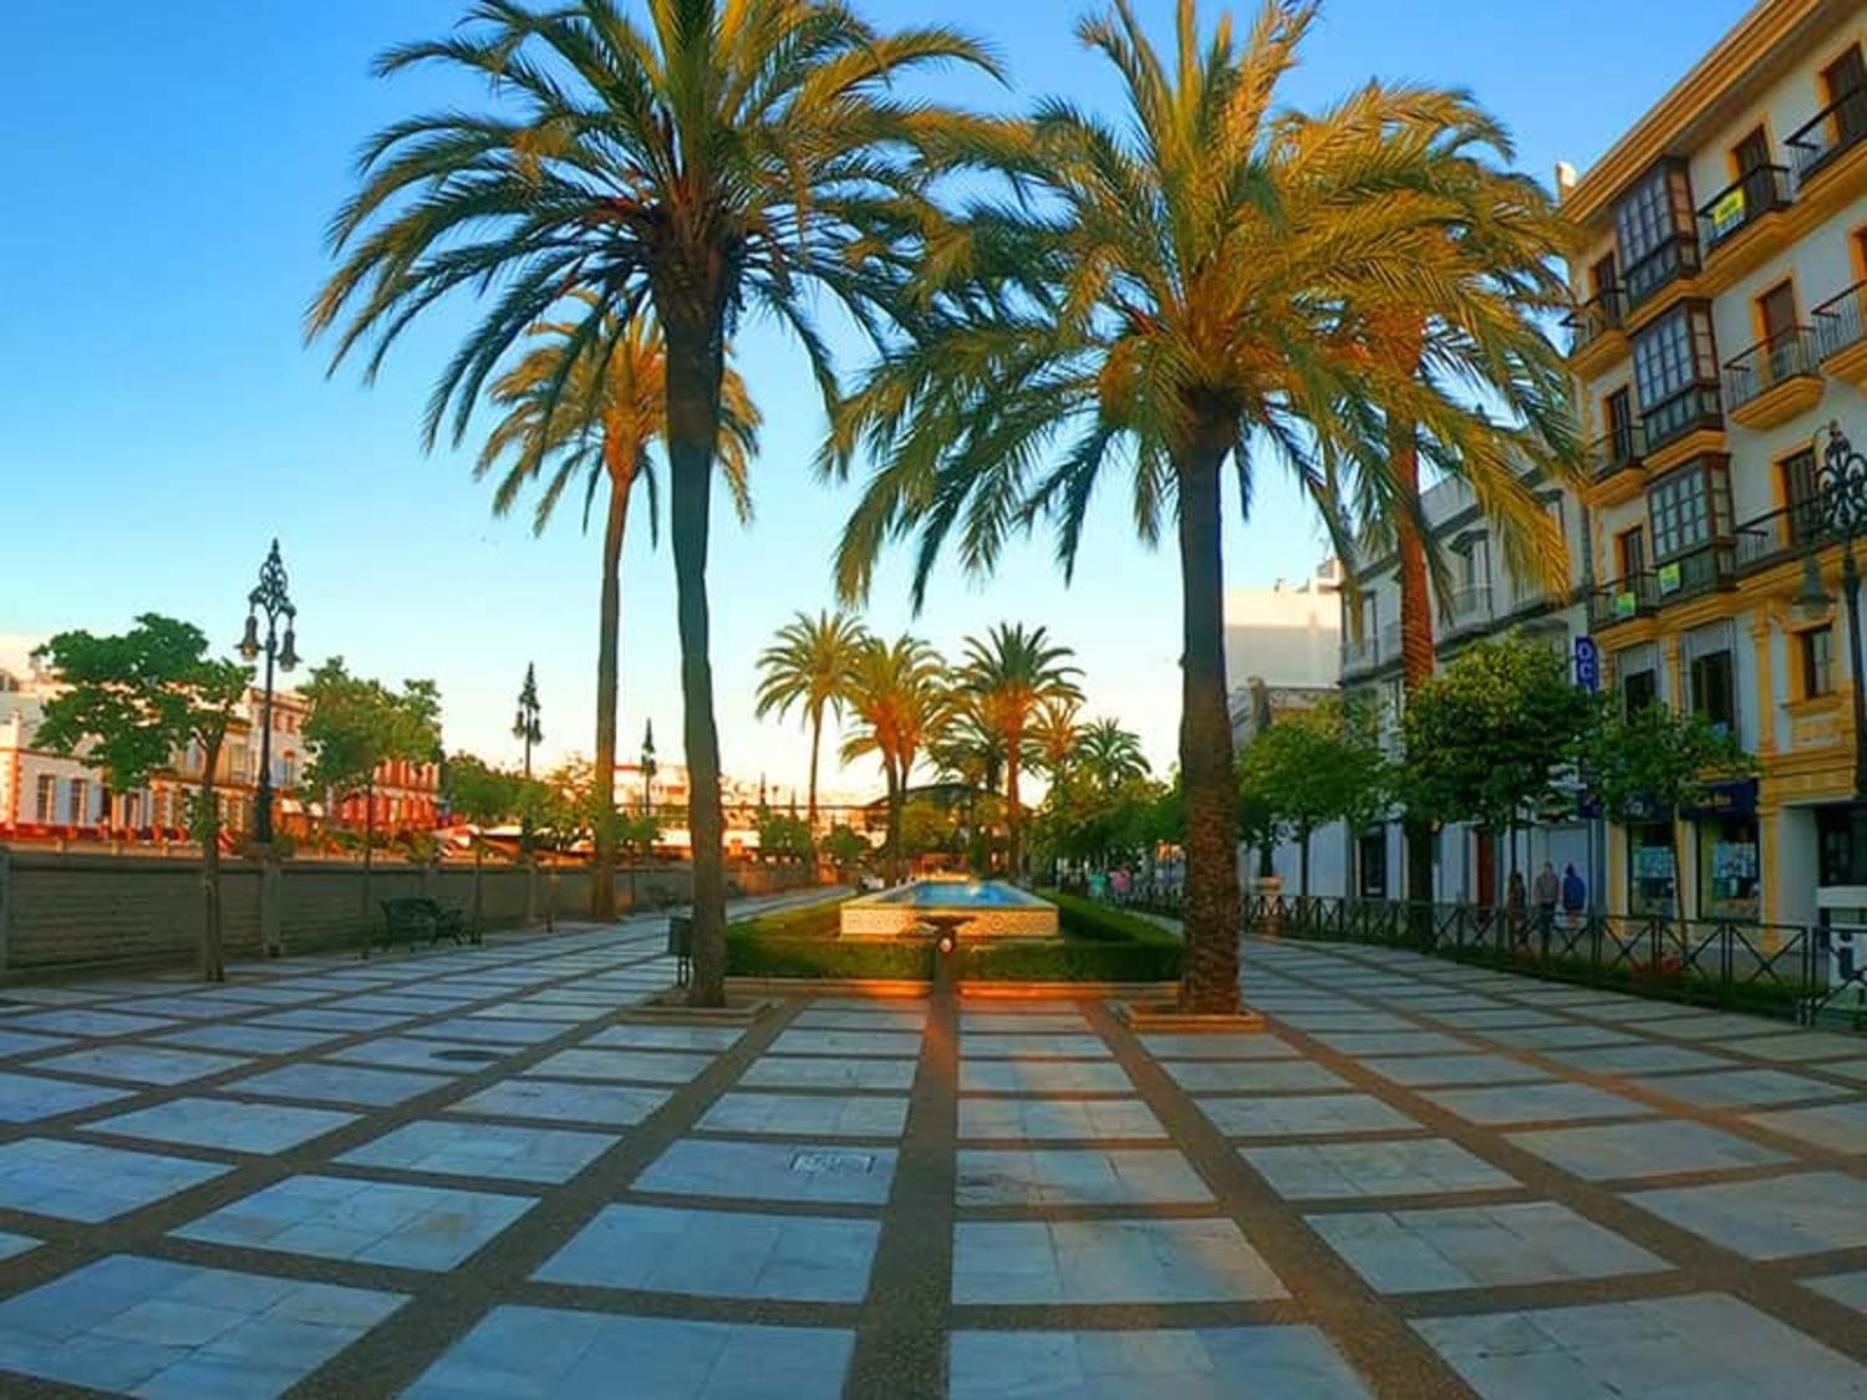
[1690,648,1735,730]
[1632,302,1718,426]
[1624,669,1659,713]
[1803,626,1835,698]
[33,776,54,823]
[1606,387,1636,459]
[1783,448,1821,543]
[1732,127,1769,175]
[1614,159,1693,275]
[1617,526,1647,580]
[1823,44,1865,108]
[1357,830,1387,899]
[1589,252,1619,298]
[1648,458,1730,560]
[67,779,88,826]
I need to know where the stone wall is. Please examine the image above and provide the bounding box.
[0,850,816,976]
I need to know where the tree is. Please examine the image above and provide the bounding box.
[478,300,758,922]
[1025,699,1082,781]
[1400,636,1592,884]
[899,798,957,861]
[34,617,251,981]
[441,752,522,936]
[756,809,816,866]
[755,611,867,828]
[824,825,870,877]
[1571,699,1757,920]
[958,624,1082,879]
[314,0,997,1009]
[1075,717,1150,793]
[841,636,950,882]
[301,660,443,954]
[827,1,1556,1013]
[1237,700,1387,895]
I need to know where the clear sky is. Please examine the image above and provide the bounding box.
[0,0,1752,801]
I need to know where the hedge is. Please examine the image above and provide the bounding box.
[726,934,933,980]
[1041,890,1183,947]
[726,900,846,942]
[960,937,1180,982]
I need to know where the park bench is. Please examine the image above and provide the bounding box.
[380,896,471,952]
[667,914,693,987]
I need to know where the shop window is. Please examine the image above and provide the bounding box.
[1803,626,1835,698]
[1818,804,1867,886]
[1357,830,1387,899]
[1629,823,1678,917]
[1689,649,1735,730]
[1698,816,1760,921]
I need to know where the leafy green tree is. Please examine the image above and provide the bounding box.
[1025,700,1083,781]
[1238,700,1388,895]
[34,616,251,981]
[301,659,443,953]
[824,825,870,876]
[1400,636,1592,882]
[755,611,867,828]
[479,301,758,921]
[314,0,997,1008]
[899,798,956,861]
[1075,718,1151,793]
[441,752,522,935]
[828,1,1562,1012]
[958,624,1082,879]
[1571,699,1758,919]
[756,809,816,866]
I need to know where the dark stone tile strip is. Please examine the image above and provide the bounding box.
[1083,998,1475,1400]
[843,982,958,1400]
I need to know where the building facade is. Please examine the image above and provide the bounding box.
[1337,472,1597,904]
[1563,0,1867,928]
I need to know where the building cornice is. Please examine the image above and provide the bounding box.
[1563,0,1848,229]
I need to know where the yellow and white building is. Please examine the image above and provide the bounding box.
[1564,0,1867,926]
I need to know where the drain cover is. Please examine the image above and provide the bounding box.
[431,1048,504,1064]
[790,1150,875,1176]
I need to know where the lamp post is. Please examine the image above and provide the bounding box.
[1796,423,1867,799]
[640,720,657,816]
[236,540,298,845]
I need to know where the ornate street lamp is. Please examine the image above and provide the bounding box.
[1799,423,1867,799]
[236,540,298,844]
[513,663,543,853]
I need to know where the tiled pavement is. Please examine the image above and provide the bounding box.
[0,920,1860,1396]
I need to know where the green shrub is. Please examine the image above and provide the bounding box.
[1040,890,1182,947]
[962,938,1180,982]
[726,900,847,941]
[726,935,932,980]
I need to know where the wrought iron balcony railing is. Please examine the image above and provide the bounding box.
[1565,288,1626,355]
[1585,422,1647,481]
[1622,233,1701,311]
[1588,571,1658,629]
[1722,325,1820,410]
[1814,281,1867,361]
[1787,86,1867,182]
[1695,164,1794,250]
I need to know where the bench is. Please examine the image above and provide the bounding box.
[667,914,693,986]
[380,896,471,952]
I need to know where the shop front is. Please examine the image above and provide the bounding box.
[1685,779,1760,923]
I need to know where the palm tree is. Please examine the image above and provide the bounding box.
[841,636,949,882]
[311,0,997,1007]
[1076,717,1150,793]
[1025,699,1082,781]
[479,304,758,920]
[826,1,1575,1013]
[958,624,1082,880]
[754,611,867,831]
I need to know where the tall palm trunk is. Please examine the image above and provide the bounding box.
[806,705,823,830]
[886,757,904,884]
[1176,429,1243,1014]
[1005,740,1023,880]
[590,467,632,921]
[198,743,226,983]
[361,777,376,961]
[1395,414,1437,910]
[664,309,729,1008]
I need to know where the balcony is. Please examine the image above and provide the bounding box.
[1622,234,1701,314]
[1589,572,1658,630]
[1722,326,1824,430]
[1446,584,1493,634]
[1565,289,1628,375]
[1695,164,1794,255]
[1732,501,1825,575]
[1585,423,1646,482]
[1814,281,1867,391]
[1787,86,1867,184]
[1654,537,1736,602]
[1342,634,1380,675]
[1640,382,1723,470]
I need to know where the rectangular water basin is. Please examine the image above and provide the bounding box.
[840,881,1058,940]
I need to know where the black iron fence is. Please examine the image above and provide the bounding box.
[1100,882,1865,1029]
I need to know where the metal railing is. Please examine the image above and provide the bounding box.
[1722,325,1820,410]
[1814,281,1867,361]
[1342,634,1380,673]
[1696,164,1795,250]
[1245,893,1864,1027]
[1623,233,1701,311]
[1565,288,1626,355]
[1787,86,1867,182]
[1585,422,1647,481]
[1654,537,1737,602]
[1588,571,1658,630]
[1446,584,1493,632]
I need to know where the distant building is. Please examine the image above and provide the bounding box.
[1223,562,1343,732]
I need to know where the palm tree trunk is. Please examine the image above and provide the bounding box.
[1005,743,1023,881]
[664,313,729,1007]
[1393,372,1437,913]
[362,777,375,960]
[590,474,631,921]
[1176,429,1243,1014]
[807,705,823,830]
[198,741,226,983]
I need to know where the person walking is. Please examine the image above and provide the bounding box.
[1561,862,1587,928]
[1533,860,1559,923]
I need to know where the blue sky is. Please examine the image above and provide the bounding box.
[0,0,1751,798]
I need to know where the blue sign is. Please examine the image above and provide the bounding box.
[1574,636,1601,693]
